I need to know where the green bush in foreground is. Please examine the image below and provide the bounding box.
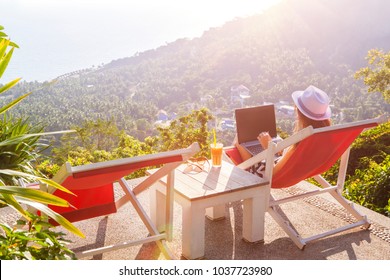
[344,155,390,216]
[0,213,76,260]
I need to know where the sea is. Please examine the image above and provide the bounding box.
[0,0,275,83]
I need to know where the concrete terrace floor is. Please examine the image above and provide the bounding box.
[2,180,390,260]
[63,180,390,260]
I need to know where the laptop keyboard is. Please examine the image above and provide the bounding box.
[246,145,264,155]
[245,137,282,156]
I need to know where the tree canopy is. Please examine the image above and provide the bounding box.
[355,49,390,103]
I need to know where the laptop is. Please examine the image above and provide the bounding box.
[235,104,281,156]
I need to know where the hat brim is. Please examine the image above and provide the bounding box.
[292,90,331,121]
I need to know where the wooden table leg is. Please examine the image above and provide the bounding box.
[181,201,205,259]
[205,204,225,220]
[242,194,265,243]
[150,185,167,233]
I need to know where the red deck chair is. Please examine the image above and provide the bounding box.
[224,118,381,249]
[46,143,200,259]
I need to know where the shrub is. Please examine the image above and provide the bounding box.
[0,25,83,260]
[318,121,390,216]
[0,116,45,185]
[35,160,60,178]
[0,213,76,260]
[344,155,390,216]
[348,121,390,174]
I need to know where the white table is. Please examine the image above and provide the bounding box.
[149,161,269,259]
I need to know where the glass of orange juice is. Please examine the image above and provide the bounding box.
[210,143,223,167]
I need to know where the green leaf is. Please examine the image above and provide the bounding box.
[0,78,21,95]
[0,39,9,60]
[9,42,19,48]
[0,185,70,206]
[0,91,32,114]
[0,45,13,78]
[0,223,12,235]
[37,178,74,195]
[2,193,28,219]
[0,130,75,150]
[23,200,85,238]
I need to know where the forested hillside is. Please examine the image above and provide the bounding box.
[2,0,390,140]
[1,0,389,216]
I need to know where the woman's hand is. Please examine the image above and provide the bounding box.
[257,132,272,149]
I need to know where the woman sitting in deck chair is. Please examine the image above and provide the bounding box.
[235,85,332,177]
[229,86,381,249]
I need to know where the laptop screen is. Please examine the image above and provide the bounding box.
[235,104,278,144]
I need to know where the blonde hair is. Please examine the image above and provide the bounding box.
[293,107,331,133]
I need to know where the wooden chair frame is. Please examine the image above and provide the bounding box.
[224,118,380,249]
[45,143,200,259]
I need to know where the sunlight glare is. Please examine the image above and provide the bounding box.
[17,0,281,19]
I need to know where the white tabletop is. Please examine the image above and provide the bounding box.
[150,161,268,201]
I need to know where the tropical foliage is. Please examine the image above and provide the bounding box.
[41,106,389,217]
[41,109,212,179]
[346,48,390,216]
[355,49,390,103]
[153,108,213,157]
[0,116,44,184]
[0,1,388,255]
[1,25,83,260]
[345,154,390,216]
[343,121,390,216]
[0,212,76,260]
[51,119,121,164]
[3,1,389,139]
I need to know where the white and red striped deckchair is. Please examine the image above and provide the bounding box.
[48,143,199,259]
[224,118,381,249]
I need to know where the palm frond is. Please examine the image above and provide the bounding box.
[0,185,71,206]
[16,198,85,238]
[0,78,21,95]
[0,170,74,194]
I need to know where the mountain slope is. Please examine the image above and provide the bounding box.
[3,0,390,135]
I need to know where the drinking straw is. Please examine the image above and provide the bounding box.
[213,128,216,147]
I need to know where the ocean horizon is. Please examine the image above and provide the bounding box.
[1,0,277,83]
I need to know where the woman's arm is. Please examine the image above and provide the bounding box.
[257,132,272,149]
[273,145,296,175]
[233,134,252,161]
